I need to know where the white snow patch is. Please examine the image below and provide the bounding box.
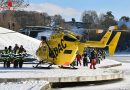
[0,27,41,58]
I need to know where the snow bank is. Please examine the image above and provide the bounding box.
[0,27,41,57]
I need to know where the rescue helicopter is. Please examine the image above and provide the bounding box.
[34,26,121,69]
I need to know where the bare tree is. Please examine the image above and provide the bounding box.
[51,14,65,28]
[0,0,29,10]
[81,10,99,28]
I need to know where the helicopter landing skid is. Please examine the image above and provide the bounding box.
[33,66,53,69]
[33,62,53,69]
[58,65,78,69]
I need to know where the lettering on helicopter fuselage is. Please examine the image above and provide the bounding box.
[52,39,67,57]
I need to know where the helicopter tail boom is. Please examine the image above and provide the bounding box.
[108,32,121,56]
[100,30,112,46]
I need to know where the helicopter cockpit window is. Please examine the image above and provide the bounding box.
[64,50,72,54]
[63,35,77,41]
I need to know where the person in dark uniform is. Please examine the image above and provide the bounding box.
[13,59,18,68]
[7,46,13,68]
[13,44,19,54]
[18,45,26,54]
[8,46,13,54]
[2,47,8,68]
[7,59,10,68]
[102,50,106,59]
[18,45,26,68]
[13,44,19,68]
[19,58,23,68]
[82,51,88,66]
[3,47,8,54]
[3,59,7,68]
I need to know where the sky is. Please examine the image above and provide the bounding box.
[24,0,130,21]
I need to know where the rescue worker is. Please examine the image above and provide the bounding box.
[3,47,8,54]
[102,50,106,59]
[13,44,19,54]
[8,46,13,54]
[2,47,8,68]
[6,60,10,68]
[7,46,13,68]
[90,49,96,69]
[18,45,26,54]
[82,51,88,66]
[13,44,19,68]
[17,45,26,68]
[76,53,82,66]
[19,58,23,68]
[13,59,18,68]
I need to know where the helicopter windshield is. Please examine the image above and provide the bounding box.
[63,35,77,42]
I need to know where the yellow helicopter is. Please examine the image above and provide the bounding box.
[34,26,121,68]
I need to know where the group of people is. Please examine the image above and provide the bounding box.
[1,44,26,68]
[73,48,106,69]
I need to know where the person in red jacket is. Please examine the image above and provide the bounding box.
[90,49,97,69]
[76,53,82,66]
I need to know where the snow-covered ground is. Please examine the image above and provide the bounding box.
[53,63,130,90]
[0,58,125,90]
[53,56,130,90]
[0,58,123,90]
[0,80,49,90]
[96,59,121,67]
[0,58,122,79]
[0,27,41,58]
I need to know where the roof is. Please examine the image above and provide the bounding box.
[20,26,52,32]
